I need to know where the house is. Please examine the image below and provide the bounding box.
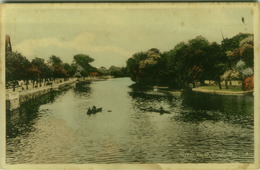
[89,72,99,77]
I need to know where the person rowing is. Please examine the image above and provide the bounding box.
[87,105,102,115]
[159,106,164,114]
[87,107,92,115]
[92,105,97,112]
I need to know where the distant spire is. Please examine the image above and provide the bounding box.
[220,29,225,40]
[5,35,12,52]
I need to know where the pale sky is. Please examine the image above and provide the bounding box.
[4,4,255,68]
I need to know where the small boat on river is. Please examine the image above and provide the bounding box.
[140,106,170,114]
[87,106,102,115]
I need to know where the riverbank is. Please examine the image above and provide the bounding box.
[77,75,114,82]
[192,86,253,95]
[149,85,253,96]
[5,76,116,111]
[6,78,77,111]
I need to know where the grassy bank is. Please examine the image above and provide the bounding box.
[192,85,253,95]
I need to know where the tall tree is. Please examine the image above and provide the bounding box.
[126,52,148,82]
[48,55,62,67]
[98,66,109,76]
[127,48,163,85]
[221,33,252,52]
[109,66,128,78]
[48,55,68,80]
[6,51,31,91]
[63,63,76,78]
[73,54,96,77]
[239,35,254,68]
[31,57,53,87]
[204,42,228,89]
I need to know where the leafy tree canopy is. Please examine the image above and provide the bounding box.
[48,55,62,66]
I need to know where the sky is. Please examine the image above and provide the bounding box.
[4,4,255,68]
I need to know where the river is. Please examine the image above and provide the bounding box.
[6,78,254,163]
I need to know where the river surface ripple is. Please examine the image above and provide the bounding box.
[6,78,254,163]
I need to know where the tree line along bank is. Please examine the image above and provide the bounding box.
[6,46,128,92]
[126,33,254,91]
[6,33,254,92]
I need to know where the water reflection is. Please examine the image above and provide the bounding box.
[128,90,178,116]
[73,82,92,96]
[6,78,254,164]
[128,87,253,126]
[179,90,254,126]
[127,85,253,163]
[6,92,59,138]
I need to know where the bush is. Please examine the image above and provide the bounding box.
[244,76,254,91]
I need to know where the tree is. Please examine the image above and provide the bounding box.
[164,36,211,88]
[220,35,254,90]
[126,48,164,85]
[221,33,252,52]
[98,66,109,76]
[164,42,190,88]
[239,35,254,68]
[234,60,253,89]
[126,36,233,90]
[6,51,31,91]
[48,55,68,81]
[63,63,76,78]
[27,65,41,89]
[31,58,53,87]
[73,54,96,77]
[109,66,128,78]
[203,42,228,89]
[126,52,148,82]
[185,36,210,85]
[221,33,253,68]
[48,55,62,67]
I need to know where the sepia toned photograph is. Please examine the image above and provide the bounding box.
[1,3,259,169]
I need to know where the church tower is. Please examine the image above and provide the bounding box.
[5,35,12,52]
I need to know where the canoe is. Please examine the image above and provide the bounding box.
[87,107,102,115]
[140,107,170,114]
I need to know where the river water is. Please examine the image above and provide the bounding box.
[6,78,254,164]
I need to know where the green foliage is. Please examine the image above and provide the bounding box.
[6,51,31,82]
[63,63,76,77]
[126,48,164,85]
[221,33,252,52]
[109,66,128,78]
[126,52,146,81]
[73,54,97,76]
[126,33,254,90]
[48,55,62,66]
[31,58,53,79]
[48,55,67,79]
[239,36,254,68]
[74,54,94,69]
[6,51,98,90]
[203,42,228,82]
[221,34,254,91]
[98,66,109,76]
[223,34,254,69]
[6,32,254,92]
